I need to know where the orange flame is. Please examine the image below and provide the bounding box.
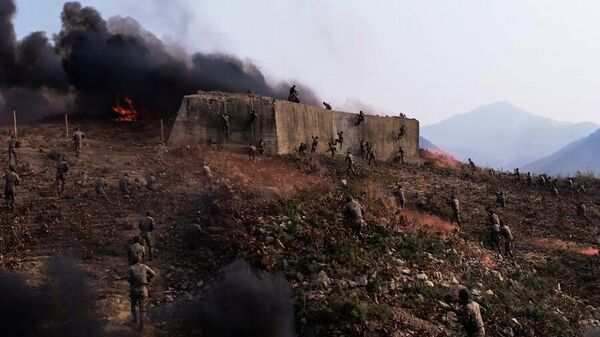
[112,96,137,122]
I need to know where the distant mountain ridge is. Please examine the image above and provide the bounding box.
[523,129,600,176]
[421,102,598,169]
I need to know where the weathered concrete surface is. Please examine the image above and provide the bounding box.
[169,91,419,161]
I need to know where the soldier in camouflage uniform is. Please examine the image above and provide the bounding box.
[55,158,69,196]
[513,168,522,186]
[526,172,534,188]
[139,211,155,260]
[322,102,332,110]
[359,139,366,159]
[576,202,590,222]
[393,183,406,210]
[487,208,501,252]
[119,173,131,197]
[95,177,108,198]
[221,111,230,138]
[495,191,506,208]
[257,139,265,156]
[345,151,357,176]
[128,235,146,265]
[327,141,337,157]
[311,135,319,156]
[146,174,157,192]
[298,143,308,156]
[459,288,485,337]
[576,184,586,194]
[335,131,344,150]
[395,146,405,164]
[127,255,156,331]
[248,143,258,161]
[450,195,461,226]
[344,196,366,237]
[356,110,365,126]
[7,134,18,167]
[500,221,514,258]
[397,125,406,140]
[248,109,258,126]
[4,165,19,211]
[468,158,476,171]
[367,145,377,167]
[72,128,85,158]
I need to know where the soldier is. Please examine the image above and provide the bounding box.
[538,175,548,190]
[128,235,146,265]
[500,221,514,258]
[345,151,357,176]
[322,102,332,110]
[459,288,485,337]
[298,143,307,156]
[513,168,522,185]
[210,138,218,152]
[397,125,406,140]
[248,143,258,161]
[359,139,366,159]
[310,135,319,155]
[393,183,406,210]
[487,208,501,252]
[221,111,230,138]
[344,196,366,237]
[139,211,155,260]
[4,165,19,211]
[119,173,131,197]
[72,128,85,158]
[576,202,590,221]
[450,195,461,226]
[248,109,258,126]
[551,186,559,197]
[496,191,506,208]
[468,158,476,171]
[7,134,18,166]
[288,85,300,103]
[356,110,365,126]
[95,177,108,198]
[526,172,534,188]
[55,158,69,196]
[257,139,265,156]
[127,255,156,331]
[335,131,344,150]
[395,146,405,164]
[327,141,337,157]
[568,178,575,196]
[367,147,377,167]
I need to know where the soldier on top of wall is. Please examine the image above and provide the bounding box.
[288,85,300,103]
[323,102,332,110]
[356,111,366,125]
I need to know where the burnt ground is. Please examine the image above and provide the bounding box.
[0,121,598,337]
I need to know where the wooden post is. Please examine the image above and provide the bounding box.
[160,118,165,144]
[65,114,69,139]
[12,110,17,137]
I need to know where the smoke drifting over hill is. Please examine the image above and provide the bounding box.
[0,0,318,122]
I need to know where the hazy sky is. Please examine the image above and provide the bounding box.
[12,0,600,125]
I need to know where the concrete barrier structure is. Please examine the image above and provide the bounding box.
[169,91,419,162]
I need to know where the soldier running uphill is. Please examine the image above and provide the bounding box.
[393,183,406,210]
[576,202,590,222]
[500,221,514,258]
[127,255,155,331]
[120,173,131,198]
[95,177,108,198]
[7,134,18,167]
[496,191,506,208]
[345,151,357,176]
[128,235,146,265]
[248,143,258,161]
[487,208,501,252]
[344,196,366,238]
[327,141,337,157]
[139,211,155,260]
[4,165,19,211]
[311,135,319,156]
[459,288,486,337]
[450,195,461,226]
[55,157,69,196]
[72,128,85,158]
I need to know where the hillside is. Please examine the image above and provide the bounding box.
[524,129,600,176]
[422,102,598,168]
[0,121,598,337]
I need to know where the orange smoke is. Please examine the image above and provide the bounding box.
[112,96,137,122]
[421,149,460,169]
[532,238,598,256]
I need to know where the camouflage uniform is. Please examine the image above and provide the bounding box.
[119,174,131,197]
[500,222,514,258]
[146,175,157,192]
[576,202,590,221]
[257,139,265,156]
[128,236,146,265]
[76,169,87,186]
[4,166,19,211]
[311,136,319,155]
[72,129,85,158]
[248,144,258,161]
[393,184,406,209]
[55,159,69,196]
[460,297,485,336]
[496,192,506,208]
[139,213,155,260]
[356,111,365,125]
[127,259,156,331]
[345,152,357,176]
[322,102,332,110]
[359,139,366,159]
[327,142,337,157]
[513,168,522,185]
[298,143,307,156]
[395,146,405,164]
[487,210,501,252]
[397,125,406,139]
[526,172,534,188]
[248,109,258,126]
[367,146,377,167]
[450,197,461,226]
[344,197,366,237]
[221,111,230,138]
[95,177,108,198]
[335,131,344,150]
[7,135,18,166]
[288,85,300,103]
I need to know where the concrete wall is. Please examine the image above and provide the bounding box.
[169,91,419,162]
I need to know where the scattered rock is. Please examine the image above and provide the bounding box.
[416,273,428,281]
[425,280,435,287]
[356,275,369,287]
[314,270,331,288]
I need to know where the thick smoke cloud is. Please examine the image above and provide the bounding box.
[0,258,104,337]
[163,259,296,337]
[0,0,318,122]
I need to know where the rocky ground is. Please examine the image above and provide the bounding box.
[0,120,598,337]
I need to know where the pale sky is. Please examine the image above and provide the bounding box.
[12,0,600,125]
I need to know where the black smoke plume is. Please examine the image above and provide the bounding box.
[162,259,296,337]
[0,258,104,337]
[0,0,318,122]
